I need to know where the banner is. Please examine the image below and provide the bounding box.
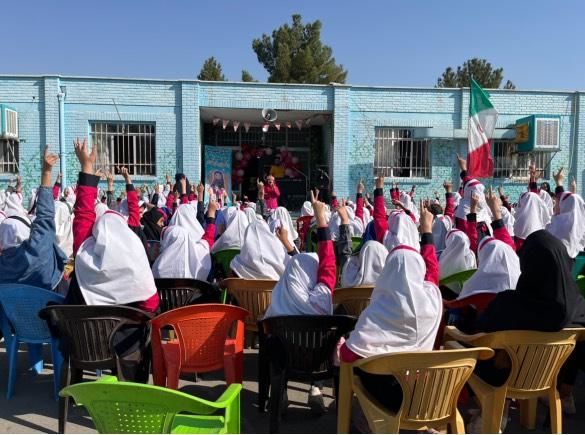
[204,145,232,206]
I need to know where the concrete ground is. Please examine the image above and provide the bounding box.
[0,343,584,434]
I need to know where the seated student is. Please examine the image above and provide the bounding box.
[513,191,550,251]
[268,206,299,246]
[300,200,314,218]
[264,194,336,413]
[0,146,67,290]
[430,181,457,252]
[339,203,442,411]
[211,207,249,253]
[439,229,477,297]
[383,210,420,252]
[54,200,74,258]
[66,138,159,314]
[230,219,290,280]
[152,203,217,281]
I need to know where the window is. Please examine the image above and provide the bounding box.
[90,123,156,176]
[374,128,430,178]
[493,140,550,180]
[0,139,19,173]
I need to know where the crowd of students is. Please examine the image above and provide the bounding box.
[1,138,585,431]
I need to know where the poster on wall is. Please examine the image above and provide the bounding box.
[204,145,232,206]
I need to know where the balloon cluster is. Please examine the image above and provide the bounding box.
[277,148,301,178]
[232,144,273,185]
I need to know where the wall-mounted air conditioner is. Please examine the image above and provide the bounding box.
[515,115,560,152]
[0,105,18,140]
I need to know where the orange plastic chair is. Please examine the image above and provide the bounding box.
[150,304,249,390]
[296,215,313,251]
[332,286,374,317]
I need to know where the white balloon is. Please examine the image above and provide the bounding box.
[285,168,293,177]
[237,169,244,177]
[291,156,299,164]
[264,148,273,156]
[235,151,244,161]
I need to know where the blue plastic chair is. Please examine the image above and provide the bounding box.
[0,284,65,399]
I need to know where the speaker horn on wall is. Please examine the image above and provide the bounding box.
[261,108,278,123]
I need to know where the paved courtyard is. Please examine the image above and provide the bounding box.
[0,344,584,433]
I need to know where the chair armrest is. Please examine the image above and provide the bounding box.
[564,327,585,341]
[215,383,242,408]
[444,325,488,344]
[444,341,495,360]
[95,375,119,384]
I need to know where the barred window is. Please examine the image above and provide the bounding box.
[0,139,19,174]
[90,123,156,176]
[374,128,430,178]
[493,140,550,180]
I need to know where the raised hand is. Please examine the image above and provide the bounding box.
[165,174,171,184]
[357,179,365,194]
[74,138,96,174]
[419,200,433,234]
[179,177,187,195]
[497,185,504,197]
[207,199,219,217]
[456,154,467,172]
[337,205,350,225]
[119,166,132,185]
[391,199,406,211]
[443,180,453,193]
[554,167,565,186]
[43,145,59,171]
[470,192,480,213]
[375,176,384,189]
[485,186,502,220]
[570,176,577,194]
[197,182,205,199]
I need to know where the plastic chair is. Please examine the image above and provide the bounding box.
[151,304,249,390]
[213,249,241,278]
[576,275,585,298]
[439,269,477,288]
[222,278,276,332]
[337,346,494,433]
[332,286,374,317]
[39,304,153,433]
[444,326,580,433]
[351,236,362,252]
[60,375,242,434]
[0,284,65,399]
[155,278,220,313]
[296,216,313,252]
[572,251,585,279]
[258,315,357,433]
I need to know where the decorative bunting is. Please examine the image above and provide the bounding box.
[213,118,220,126]
[274,123,281,131]
[305,117,312,127]
[295,120,303,130]
[285,121,292,129]
[233,121,240,132]
[243,122,251,133]
[262,124,269,133]
[222,119,229,130]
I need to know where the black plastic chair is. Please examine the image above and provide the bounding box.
[154,278,220,313]
[38,305,153,434]
[258,315,357,433]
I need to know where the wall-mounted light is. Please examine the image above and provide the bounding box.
[59,85,67,95]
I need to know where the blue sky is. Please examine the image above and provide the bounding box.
[3,0,584,90]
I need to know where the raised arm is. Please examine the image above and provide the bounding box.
[53,172,62,200]
[419,201,439,286]
[486,187,515,251]
[443,181,456,219]
[200,199,217,249]
[373,177,388,243]
[355,180,365,223]
[313,192,336,292]
[336,206,353,267]
[121,167,141,228]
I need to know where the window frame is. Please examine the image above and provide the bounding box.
[492,139,550,181]
[0,139,19,174]
[373,127,431,179]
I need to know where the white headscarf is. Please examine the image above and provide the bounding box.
[328,207,364,241]
[54,200,73,258]
[500,206,515,237]
[156,185,168,208]
[539,189,554,217]
[432,215,452,252]
[269,207,299,242]
[340,240,387,288]
[362,207,373,227]
[0,210,6,225]
[4,192,26,217]
[95,202,109,220]
[244,207,259,224]
[152,225,212,280]
[64,186,76,206]
[300,201,314,217]
[0,215,31,251]
[75,211,157,305]
[383,212,420,251]
[264,253,333,318]
[0,190,6,211]
[230,219,289,280]
[547,192,585,258]
[400,191,419,222]
[439,229,477,293]
[170,204,204,239]
[344,246,443,358]
[211,208,249,253]
[458,236,520,299]
[28,189,38,214]
[513,192,551,240]
[455,179,491,223]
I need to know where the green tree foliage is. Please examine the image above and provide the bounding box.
[197,57,226,81]
[241,70,256,82]
[436,58,515,89]
[252,14,347,84]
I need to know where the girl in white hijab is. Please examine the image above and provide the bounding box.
[54,200,73,258]
[211,208,249,253]
[439,229,477,294]
[458,236,520,300]
[230,219,289,280]
[269,206,299,243]
[539,189,555,217]
[383,211,420,251]
[328,207,365,241]
[243,207,259,224]
[547,192,585,258]
[513,191,550,250]
[340,240,387,288]
[455,179,491,229]
[4,191,26,218]
[300,201,314,217]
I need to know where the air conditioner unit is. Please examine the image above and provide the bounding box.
[515,115,560,152]
[0,105,18,140]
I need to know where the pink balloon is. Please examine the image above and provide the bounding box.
[264,148,273,156]
[237,169,244,177]
[235,151,243,161]
[291,156,299,164]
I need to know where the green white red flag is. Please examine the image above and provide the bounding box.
[467,79,498,178]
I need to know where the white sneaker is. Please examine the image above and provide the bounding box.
[308,386,327,416]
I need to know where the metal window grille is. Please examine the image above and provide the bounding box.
[0,139,19,173]
[374,128,430,178]
[90,123,156,176]
[493,140,550,180]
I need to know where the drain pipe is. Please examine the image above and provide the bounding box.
[57,84,67,187]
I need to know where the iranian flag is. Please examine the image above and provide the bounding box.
[467,79,498,178]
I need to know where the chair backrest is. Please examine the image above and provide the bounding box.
[155,278,219,313]
[572,252,585,279]
[351,237,362,252]
[474,329,578,395]
[443,292,496,312]
[39,305,152,370]
[151,304,249,372]
[223,278,276,331]
[0,284,65,342]
[352,348,494,429]
[296,216,313,251]
[146,240,161,263]
[261,315,356,376]
[60,378,227,434]
[213,249,241,277]
[439,269,477,287]
[333,287,374,317]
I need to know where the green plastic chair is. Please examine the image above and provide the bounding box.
[439,269,477,287]
[213,249,241,277]
[576,275,585,298]
[60,376,242,434]
[573,252,585,279]
[351,236,362,252]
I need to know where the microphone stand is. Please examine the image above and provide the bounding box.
[294,168,310,201]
